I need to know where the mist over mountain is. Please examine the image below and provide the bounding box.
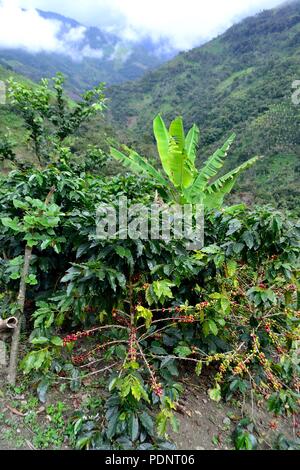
[16,0,286,51]
[0,7,177,92]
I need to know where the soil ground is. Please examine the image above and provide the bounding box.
[169,369,297,450]
[0,366,297,451]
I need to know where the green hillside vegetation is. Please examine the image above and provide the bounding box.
[0,65,35,167]
[0,45,165,96]
[0,77,299,451]
[108,1,300,214]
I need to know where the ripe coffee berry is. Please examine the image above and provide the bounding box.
[151,377,164,397]
[265,323,271,333]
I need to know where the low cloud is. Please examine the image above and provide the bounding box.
[105,0,286,49]
[0,0,288,58]
[18,0,285,50]
[0,0,104,60]
[81,45,104,60]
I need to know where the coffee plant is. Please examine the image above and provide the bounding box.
[0,75,299,450]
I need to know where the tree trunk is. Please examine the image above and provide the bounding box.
[7,186,55,386]
[0,318,17,370]
[7,245,32,385]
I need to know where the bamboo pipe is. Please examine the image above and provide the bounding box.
[0,317,18,332]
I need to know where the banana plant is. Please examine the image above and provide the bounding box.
[110,114,260,208]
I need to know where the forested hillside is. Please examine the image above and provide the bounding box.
[108,1,300,213]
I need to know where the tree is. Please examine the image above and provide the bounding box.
[8,73,106,166]
[1,75,107,385]
[111,115,260,207]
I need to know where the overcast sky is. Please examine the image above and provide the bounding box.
[0,0,287,55]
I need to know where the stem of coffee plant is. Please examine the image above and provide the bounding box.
[7,244,33,385]
[7,186,56,385]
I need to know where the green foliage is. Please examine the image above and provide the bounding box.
[267,390,300,416]
[68,363,178,450]
[0,133,16,162]
[21,348,53,375]
[146,280,175,306]
[156,399,179,438]
[136,306,153,330]
[1,196,64,250]
[7,73,106,165]
[111,115,259,208]
[208,385,222,403]
[110,372,149,403]
[233,418,258,450]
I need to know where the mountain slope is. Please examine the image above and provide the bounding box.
[0,65,35,164]
[0,10,175,94]
[108,1,300,213]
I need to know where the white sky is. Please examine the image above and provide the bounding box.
[0,0,287,53]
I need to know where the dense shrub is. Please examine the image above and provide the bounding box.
[0,162,299,448]
[0,75,299,450]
